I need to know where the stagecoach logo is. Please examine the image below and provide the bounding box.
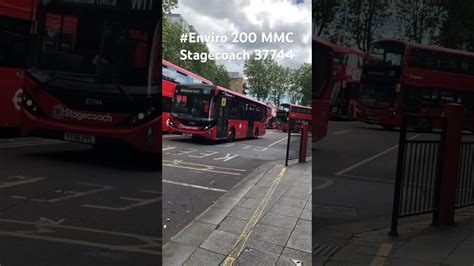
[52,105,65,120]
[51,105,113,123]
[12,89,23,111]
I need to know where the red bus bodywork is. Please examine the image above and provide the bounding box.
[357,39,474,131]
[275,103,312,132]
[21,1,161,153]
[266,104,277,129]
[169,84,267,141]
[162,59,213,133]
[0,0,36,128]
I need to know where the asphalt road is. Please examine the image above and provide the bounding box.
[0,136,161,266]
[313,120,474,252]
[162,129,311,243]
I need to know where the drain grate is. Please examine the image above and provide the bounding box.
[313,243,339,257]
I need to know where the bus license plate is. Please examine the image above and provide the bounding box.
[183,133,192,137]
[64,133,96,144]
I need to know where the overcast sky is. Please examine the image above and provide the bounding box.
[173,0,311,75]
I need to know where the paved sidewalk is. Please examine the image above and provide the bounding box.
[320,208,474,266]
[163,159,312,265]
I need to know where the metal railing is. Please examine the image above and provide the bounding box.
[456,141,474,208]
[390,114,447,235]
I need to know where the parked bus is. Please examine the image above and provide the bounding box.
[356,39,474,131]
[313,37,331,142]
[162,59,213,133]
[169,84,268,141]
[266,104,277,129]
[275,103,312,132]
[313,37,366,121]
[0,0,35,130]
[21,0,161,153]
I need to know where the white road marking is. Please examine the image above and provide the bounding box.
[314,178,334,190]
[162,146,176,151]
[334,130,352,135]
[162,179,227,192]
[163,160,245,175]
[268,136,288,147]
[335,134,420,176]
[0,176,47,189]
[214,153,239,162]
[39,217,66,225]
[0,218,161,255]
[217,143,235,147]
[29,183,114,203]
[253,147,268,152]
[172,149,198,156]
[188,151,219,158]
[82,191,161,211]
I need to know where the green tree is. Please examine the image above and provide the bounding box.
[394,0,445,44]
[244,55,275,101]
[313,0,340,36]
[438,0,474,51]
[267,64,290,106]
[162,19,230,88]
[296,63,312,106]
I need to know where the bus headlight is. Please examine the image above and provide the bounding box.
[127,107,158,125]
[203,125,212,131]
[21,92,40,114]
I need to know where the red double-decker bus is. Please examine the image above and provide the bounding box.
[21,0,161,153]
[169,84,268,141]
[275,103,312,132]
[0,0,35,130]
[266,104,277,129]
[162,59,213,133]
[313,37,366,121]
[357,39,474,131]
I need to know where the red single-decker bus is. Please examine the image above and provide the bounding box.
[169,84,268,141]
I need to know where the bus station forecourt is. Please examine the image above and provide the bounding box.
[0,1,313,265]
[313,35,474,265]
[162,58,313,264]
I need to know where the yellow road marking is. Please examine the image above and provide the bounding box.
[370,243,393,266]
[222,166,287,266]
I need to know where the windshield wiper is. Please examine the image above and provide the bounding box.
[109,78,134,101]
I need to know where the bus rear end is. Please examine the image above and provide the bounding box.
[21,0,161,153]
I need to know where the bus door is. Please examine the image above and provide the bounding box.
[247,104,255,137]
[216,96,228,139]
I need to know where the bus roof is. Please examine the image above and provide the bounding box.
[373,39,474,58]
[281,103,312,109]
[313,36,366,57]
[313,36,350,54]
[0,0,36,20]
[163,59,213,85]
[216,86,268,107]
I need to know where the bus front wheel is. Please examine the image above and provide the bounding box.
[228,128,235,142]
